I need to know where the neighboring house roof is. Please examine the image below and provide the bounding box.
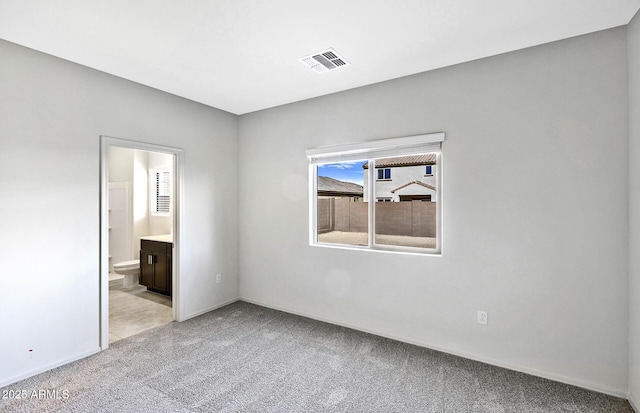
[391,180,436,193]
[362,154,436,169]
[317,176,364,196]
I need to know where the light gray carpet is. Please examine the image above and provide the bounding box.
[0,301,634,412]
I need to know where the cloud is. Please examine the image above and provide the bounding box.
[321,161,362,170]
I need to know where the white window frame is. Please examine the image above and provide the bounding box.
[307,132,444,255]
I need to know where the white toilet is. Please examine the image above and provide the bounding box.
[113,260,140,288]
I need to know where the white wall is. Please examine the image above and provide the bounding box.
[132,149,150,258]
[0,39,239,386]
[238,28,629,395]
[108,146,134,182]
[108,146,146,261]
[108,147,136,265]
[628,9,640,409]
[109,147,173,259]
[147,151,173,236]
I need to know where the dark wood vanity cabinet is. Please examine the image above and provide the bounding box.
[140,239,172,297]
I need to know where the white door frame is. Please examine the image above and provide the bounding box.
[99,135,184,350]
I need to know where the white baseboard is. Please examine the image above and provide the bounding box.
[3,299,631,403]
[0,347,101,388]
[181,297,240,321]
[238,296,628,399]
[629,394,638,413]
[0,298,241,388]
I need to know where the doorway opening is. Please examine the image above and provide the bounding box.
[99,136,183,350]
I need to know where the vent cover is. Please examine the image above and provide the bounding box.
[299,48,349,73]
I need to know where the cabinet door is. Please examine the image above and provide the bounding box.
[153,253,169,294]
[140,250,154,288]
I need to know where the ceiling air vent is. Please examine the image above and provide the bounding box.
[299,48,350,73]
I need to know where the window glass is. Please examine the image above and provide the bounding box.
[373,154,437,249]
[377,168,391,180]
[316,161,368,246]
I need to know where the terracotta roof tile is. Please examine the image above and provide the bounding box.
[362,154,436,169]
[317,176,363,195]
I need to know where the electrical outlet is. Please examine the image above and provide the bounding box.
[477,311,488,325]
[216,274,221,284]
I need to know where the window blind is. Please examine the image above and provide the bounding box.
[305,132,445,165]
[155,171,170,213]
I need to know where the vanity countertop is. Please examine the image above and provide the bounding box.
[140,234,173,243]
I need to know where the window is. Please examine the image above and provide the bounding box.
[377,168,391,180]
[307,133,444,254]
[151,169,170,214]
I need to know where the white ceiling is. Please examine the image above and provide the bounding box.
[1,0,639,115]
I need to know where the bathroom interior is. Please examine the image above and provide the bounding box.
[108,146,175,343]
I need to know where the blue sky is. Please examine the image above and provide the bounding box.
[318,161,366,185]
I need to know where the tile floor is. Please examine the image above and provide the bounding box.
[108,274,173,343]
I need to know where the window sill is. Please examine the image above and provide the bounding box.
[310,241,441,257]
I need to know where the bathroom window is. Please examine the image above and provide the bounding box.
[151,169,170,214]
